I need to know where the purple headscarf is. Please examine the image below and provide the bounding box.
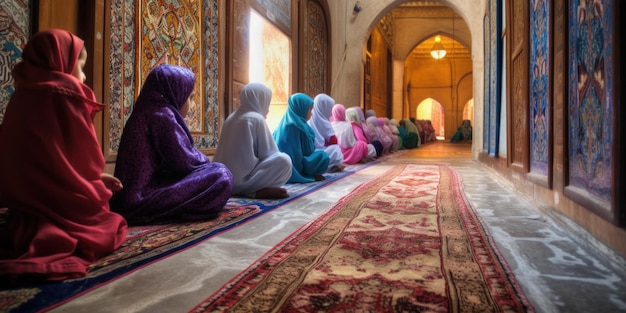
[133,64,195,142]
[112,64,233,224]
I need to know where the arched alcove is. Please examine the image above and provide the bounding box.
[463,99,474,127]
[330,0,484,154]
[416,98,445,139]
[403,28,471,139]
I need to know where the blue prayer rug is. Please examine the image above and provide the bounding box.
[0,161,376,313]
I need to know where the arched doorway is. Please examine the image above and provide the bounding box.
[463,98,474,127]
[416,98,445,140]
[354,1,480,145]
[403,29,472,140]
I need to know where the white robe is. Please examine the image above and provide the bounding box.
[345,107,378,159]
[308,94,344,171]
[213,83,291,197]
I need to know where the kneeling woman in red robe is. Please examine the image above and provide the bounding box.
[0,29,128,282]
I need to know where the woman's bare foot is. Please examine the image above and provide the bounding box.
[359,157,375,163]
[255,187,289,199]
[329,165,346,173]
[313,174,326,181]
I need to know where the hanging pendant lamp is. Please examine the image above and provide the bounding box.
[430,35,446,59]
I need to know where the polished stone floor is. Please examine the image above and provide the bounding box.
[52,142,626,313]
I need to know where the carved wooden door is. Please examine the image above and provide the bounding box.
[37,0,107,152]
[506,0,529,171]
[300,0,330,96]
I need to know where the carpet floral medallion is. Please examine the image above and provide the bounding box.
[192,163,533,312]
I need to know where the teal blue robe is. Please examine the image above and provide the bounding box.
[273,93,330,183]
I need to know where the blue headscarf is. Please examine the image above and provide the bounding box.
[273,93,329,183]
[273,93,316,153]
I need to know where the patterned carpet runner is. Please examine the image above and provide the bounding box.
[191,164,534,312]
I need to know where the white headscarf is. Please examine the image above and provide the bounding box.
[240,82,272,116]
[308,93,336,149]
[213,83,290,194]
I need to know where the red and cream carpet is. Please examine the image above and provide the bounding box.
[191,164,533,312]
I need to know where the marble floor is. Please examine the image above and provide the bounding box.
[52,142,626,313]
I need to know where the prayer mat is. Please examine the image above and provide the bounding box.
[191,164,534,312]
[0,161,375,313]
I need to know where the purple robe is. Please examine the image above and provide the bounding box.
[111,64,233,224]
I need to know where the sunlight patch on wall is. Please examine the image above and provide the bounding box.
[249,9,291,132]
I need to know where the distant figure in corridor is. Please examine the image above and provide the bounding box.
[354,107,383,156]
[345,107,378,160]
[213,83,291,199]
[381,117,400,153]
[390,118,404,150]
[451,119,473,143]
[331,104,372,164]
[0,29,127,282]
[400,118,421,149]
[366,116,392,155]
[273,93,330,183]
[111,64,233,225]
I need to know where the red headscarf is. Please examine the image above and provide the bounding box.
[12,29,104,117]
[0,29,127,281]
